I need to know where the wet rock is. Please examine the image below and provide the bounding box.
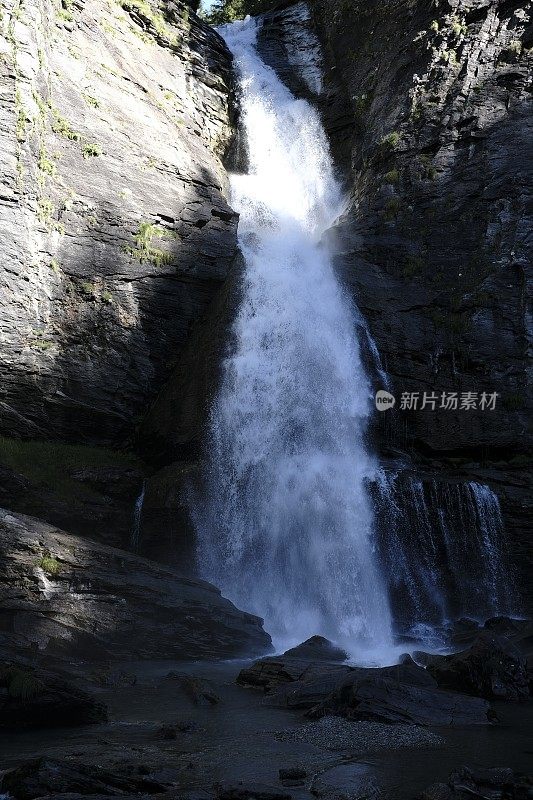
[216,787,292,800]
[426,633,530,700]
[0,757,168,798]
[281,635,348,662]
[163,673,221,705]
[0,662,107,729]
[311,762,381,800]
[307,675,494,726]
[483,615,532,637]
[241,653,437,712]
[448,618,481,646]
[419,765,533,799]
[238,657,356,709]
[0,509,272,664]
[156,723,177,740]
[279,767,307,787]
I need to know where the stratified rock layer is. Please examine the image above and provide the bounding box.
[0,0,238,444]
[0,508,272,662]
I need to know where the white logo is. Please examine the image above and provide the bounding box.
[375,390,396,411]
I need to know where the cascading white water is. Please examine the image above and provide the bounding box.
[194,17,394,661]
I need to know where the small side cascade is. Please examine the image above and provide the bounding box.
[131,481,146,552]
[373,473,520,637]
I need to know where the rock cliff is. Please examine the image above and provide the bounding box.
[0,0,238,444]
[228,0,533,606]
[0,508,271,662]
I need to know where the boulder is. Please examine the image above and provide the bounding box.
[419,765,533,799]
[0,758,168,798]
[0,663,107,729]
[162,673,221,706]
[281,636,348,662]
[306,675,494,726]
[426,633,529,701]
[239,652,437,712]
[0,509,272,664]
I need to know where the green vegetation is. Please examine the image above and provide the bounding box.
[38,555,61,576]
[120,0,177,42]
[38,147,56,177]
[204,0,272,24]
[52,110,81,141]
[101,290,113,303]
[80,281,96,296]
[82,143,101,158]
[379,131,401,152]
[384,197,402,220]
[0,435,142,501]
[15,90,28,142]
[82,93,100,108]
[451,15,467,37]
[5,668,44,700]
[441,48,458,65]
[383,169,399,185]
[37,196,54,224]
[125,221,176,266]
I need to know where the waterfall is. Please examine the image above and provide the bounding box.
[374,474,519,635]
[194,17,394,662]
[192,14,519,663]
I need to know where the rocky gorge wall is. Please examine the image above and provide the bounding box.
[0,0,531,608]
[241,0,532,608]
[0,0,238,445]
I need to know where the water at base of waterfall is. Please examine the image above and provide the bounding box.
[192,16,520,666]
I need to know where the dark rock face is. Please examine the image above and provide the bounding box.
[237,653,491,725]
[0,508,272,663]
[0,0,239,446]
[0,662,107,729]
[307,674,493,726]
[425,633,530,700]
[419,766,533,800]
[281,635,348,662]
[0,461,145,550]
[1,757,168,799]
[255,0,532,609]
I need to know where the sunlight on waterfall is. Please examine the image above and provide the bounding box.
[193,17,395,665]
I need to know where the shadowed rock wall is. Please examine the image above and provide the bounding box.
[0,0,239,444]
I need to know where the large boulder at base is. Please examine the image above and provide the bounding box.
[238,653,437,711]
[236,657,340,691]
[419,766,533,800]
[281,636,348,662]
[0,509,272,663]
[425,633,529,701]
[306,675,494,726]
[0,662,106,729]
[0,758,168,799]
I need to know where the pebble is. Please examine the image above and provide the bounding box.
[276,715,445,753]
